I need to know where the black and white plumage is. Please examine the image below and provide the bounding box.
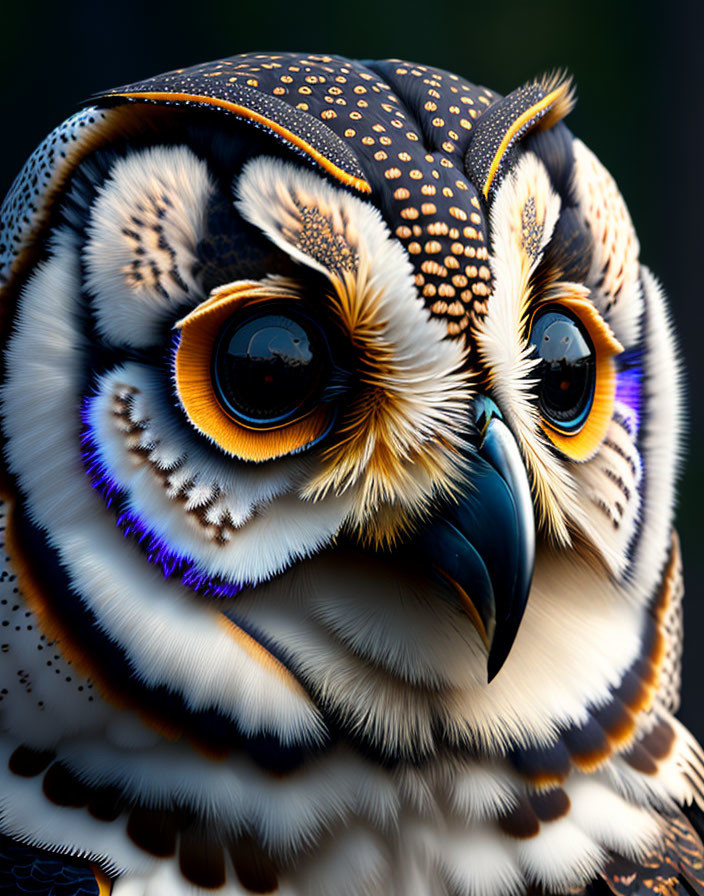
[0,51,700,896]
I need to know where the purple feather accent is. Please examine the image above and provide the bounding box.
[614,358,642,434]
[80,395,245,599]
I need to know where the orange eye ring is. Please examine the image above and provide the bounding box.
[528,296,624,462]
[174,280,337,462]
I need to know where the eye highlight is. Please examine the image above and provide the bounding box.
[212,306,331,429]
[529,308,596,434]
[527,297,624,462]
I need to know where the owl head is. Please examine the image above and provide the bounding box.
[0,53,682,769]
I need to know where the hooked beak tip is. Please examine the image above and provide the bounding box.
[416,401,536,683]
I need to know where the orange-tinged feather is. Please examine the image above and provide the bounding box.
[111,91,372,194]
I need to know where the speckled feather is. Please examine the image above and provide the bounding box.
[0,51,699,896]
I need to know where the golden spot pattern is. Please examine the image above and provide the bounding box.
[97,53,503,341]
[295,201,358,273]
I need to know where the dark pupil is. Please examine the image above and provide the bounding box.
[212,311,325,425]
[529,310,596,431]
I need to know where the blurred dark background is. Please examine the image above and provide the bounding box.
[1,0,702,736]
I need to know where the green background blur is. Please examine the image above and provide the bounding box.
[2,0,702,733]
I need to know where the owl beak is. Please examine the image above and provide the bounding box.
[418,398,536,682]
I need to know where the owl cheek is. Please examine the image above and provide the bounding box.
[79,362,357,590]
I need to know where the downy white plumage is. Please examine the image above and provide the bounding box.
[0,52,700,896]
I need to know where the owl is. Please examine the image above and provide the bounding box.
[0,50,700,896]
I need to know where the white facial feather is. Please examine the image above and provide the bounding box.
[569,401,644,578]
[626,267,684,604]
[86,364,356,583]
[236,156,473,535]
[84,146,213,347]
[233,544,644,755]
[475,152,587,544]
[1,231,323,744]
[571,138,643,349]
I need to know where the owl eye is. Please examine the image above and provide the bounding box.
[211,306,331,429]
[174,285,346,462]
[529,308,596,433]
[527,299,624,462]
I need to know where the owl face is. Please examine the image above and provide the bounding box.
[0,54,681,764]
